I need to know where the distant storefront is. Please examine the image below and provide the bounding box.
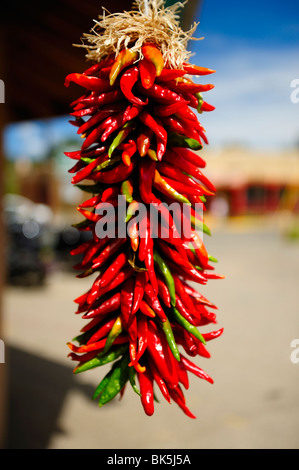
[204,146,299,217]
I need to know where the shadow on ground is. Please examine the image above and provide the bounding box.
[4,345,95,449]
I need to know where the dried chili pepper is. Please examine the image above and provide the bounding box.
[65,0,222,419]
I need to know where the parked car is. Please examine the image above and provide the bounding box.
[3,194,54,286]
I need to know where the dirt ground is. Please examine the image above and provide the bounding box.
[2,216,299,449]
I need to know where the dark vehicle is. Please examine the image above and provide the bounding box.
[3,194,54,286]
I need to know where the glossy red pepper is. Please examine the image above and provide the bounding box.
[137,368,154,416]
[120,66,148,105]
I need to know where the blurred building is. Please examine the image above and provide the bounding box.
[204,146,299,217]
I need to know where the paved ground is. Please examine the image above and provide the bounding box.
[2,215,299,449]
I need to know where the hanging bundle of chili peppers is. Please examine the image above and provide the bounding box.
[65,0,223,418]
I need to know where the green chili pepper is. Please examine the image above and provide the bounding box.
[103,316,123,354]
[75,183,104,193]
[71,219,91,229]
[98,355,130,406]
[153,170,191,205]
[195,92,204,113]
[147,149,158,161]
[208,254,218,263]
[108,122,135,158]
[92,374,112,401]
[160,318,180,361]
[125,200,139,223]
[121,179,134,203]
[128,366,142,396]
[167,132,202,150]
[74,344,128,374]
[153,250,176,306]
[109,49,139,86]
[95,155,122,171]
[190,215,211,236]
[171,307,206,345]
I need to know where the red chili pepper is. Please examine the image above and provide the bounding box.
[202,328,224,342]
[142,43,164,76]
[77,103,125,136]
[181,354,214,384]
[70,241,91,257]
[153,100,188,117]
[144,237,158,294]
[146,321,178,388]
[92,237,127,269]
[166,79,214,95]
[82,292,121,319]
[164,150,216,193]
[79,194,102,208]
[132,271,147,315]
[70,105,98,118]
[176,360,189,390]
[148,356,171,403]
[71,155,109,184]
[138,110,167,144]
[128,219,139,252]
[168,386,196,419]
[120,66,148,105]
[171,147,206,168]
[183,63,215,75]
[137,367,155,416]
[157,278,171,308]
[173,275,199,318]
[138,214,149,263]
[162,116,201,142]
[101,186,120,202]
[181,282,217,309]
[138,58,156,89]
[144,283,167,321]
[68,160,85,174]
[120,277,135,331]
[67,334,128,354]
[76,207,101,223]
[65,73,113,93]
[121,140,137,166]
[87,266,133,305]
[156,68,186,81]
[99,252,128,287]
[86,318,116,345]
[135,313,148,361]
[138,158,156,204]
[200,101,216,112]
[136,126,153,157]
[78,89,124,107]
[173,294,196,325]
[156,240,190,272]
[81,237,109,266]
[166,259,207,285]
[109,49,139,85]
[92,158,137,184]
[83,57,114,76]
[136,82,186,104]
[139,300,156,318]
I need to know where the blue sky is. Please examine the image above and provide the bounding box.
[3,0,299,161]
[188,0,299,150]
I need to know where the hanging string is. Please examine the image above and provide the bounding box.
[144,0,149,16]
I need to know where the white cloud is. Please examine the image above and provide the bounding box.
[191,40,299,150]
